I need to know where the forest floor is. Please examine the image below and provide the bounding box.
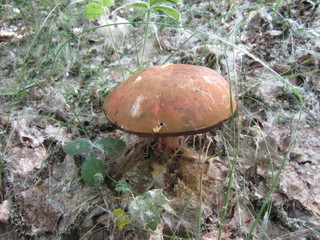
[0,0,320,239]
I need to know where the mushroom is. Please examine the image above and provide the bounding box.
[103,64,236,151]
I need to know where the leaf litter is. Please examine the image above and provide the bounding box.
[0,0,320,239]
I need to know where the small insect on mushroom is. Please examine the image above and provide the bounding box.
[103,64,236,151]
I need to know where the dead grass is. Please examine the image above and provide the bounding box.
[0,0,319,239]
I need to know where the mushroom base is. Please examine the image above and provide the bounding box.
[158,137,180,152]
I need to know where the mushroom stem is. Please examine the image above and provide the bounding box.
[158,137,180,152]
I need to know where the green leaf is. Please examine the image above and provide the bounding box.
[126,2,149,9]
[127,8,148,22]
[86,0,101,3]
[94,137,126,156]
[86,0,113,5]
[129,197,161,230]
[81,152,106,187]
[152,6,180,19]
[115,180,130,194]
[145,189,168,206]
[101,0,114,6]
[150,0,181,7]
[84,3,104,19]
[63,138,93,156]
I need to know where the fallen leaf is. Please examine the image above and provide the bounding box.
[19,186,63,235]
[113,208,131,231]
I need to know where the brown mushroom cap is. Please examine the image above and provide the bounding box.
[103,64,236,137]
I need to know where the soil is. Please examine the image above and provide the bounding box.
[0,0,319,239]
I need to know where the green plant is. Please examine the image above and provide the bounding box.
[124,0,181,65]
[114,180,168,231]
[63,0,182,81]
[63,137,125,187]
[84,0,114,19]
[82,0,125,79]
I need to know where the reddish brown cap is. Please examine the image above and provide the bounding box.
[103,64,236,137]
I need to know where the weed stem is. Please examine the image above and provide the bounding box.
[102,8,125,81]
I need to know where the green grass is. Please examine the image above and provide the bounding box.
[1,0,319,239]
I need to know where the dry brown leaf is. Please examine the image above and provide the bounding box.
[19,186,63,235]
